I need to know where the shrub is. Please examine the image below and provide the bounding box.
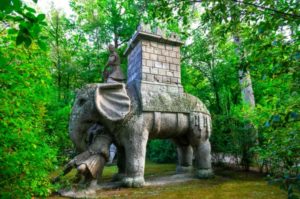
[0,37,58,197]
[147,140,177,163]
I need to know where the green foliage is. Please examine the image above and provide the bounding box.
[0,0,47,48]
[147,140,177,163]
[1,0,299,197]
[0,29,57,197]
[155,0,299,194]
[45,101,73,163]
[70,0,142,48]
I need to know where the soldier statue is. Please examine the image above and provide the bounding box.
[103,44,125,83]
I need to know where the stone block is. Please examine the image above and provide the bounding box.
[170,64,177,71]
[154,48,162,55]
[154,75,162,83]
[145,46,154,53]
[143,52,150,59]
[172,58,180,65]
[143,66,150,73]
[167,71,174,77]
[173,46,180,52]
[169,51,176,58]
[142,45,146,52]
[174,71,180,77]
[166,45,173,50]
[162,62,169,69]
[146,60,153,67]
[154,61,163,68]
[150,41,158,47]
[151,67,158,74]
[150,53,158,60]
[158,43,165,49]
[158,68,166,75]
[142,40,150,46]
[158,55,166,62]
[171,77,178,84]
[162,50,169,56]
[146,74,154,82]
[163,76,171,83]
[166,57,172,63]
[176,52,180,58]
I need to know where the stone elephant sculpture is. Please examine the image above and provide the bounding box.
[68,82,213,187]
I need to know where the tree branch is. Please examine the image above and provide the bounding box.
[232,0,300,19]
[189,0,300,19]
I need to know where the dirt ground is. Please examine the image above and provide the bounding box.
[50,162,287,199]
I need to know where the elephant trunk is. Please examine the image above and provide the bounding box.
[69,97,100,152]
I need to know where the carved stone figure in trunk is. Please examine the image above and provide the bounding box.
[59,124,111,185]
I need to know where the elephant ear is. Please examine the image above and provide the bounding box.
[95,83,131,122]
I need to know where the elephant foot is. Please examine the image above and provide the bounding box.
[89,179,98,187]
[122,176,145,188]
[196,169,214,179]
[112,173,126,182]
[176,165,193,174]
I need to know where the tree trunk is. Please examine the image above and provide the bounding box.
[233,34,256,171]
[54,13,61,100]
[238,69,255,107]
[233,36,255,107]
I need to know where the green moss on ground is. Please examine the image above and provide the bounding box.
[50,162,286,199]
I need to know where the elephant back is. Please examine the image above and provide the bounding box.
[95,83,131,121]
[140,90,209,115]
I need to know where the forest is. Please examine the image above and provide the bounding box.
[0,0,299,198]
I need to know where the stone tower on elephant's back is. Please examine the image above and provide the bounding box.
[124,24,184,95]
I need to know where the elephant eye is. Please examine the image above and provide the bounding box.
[78,98,87,106]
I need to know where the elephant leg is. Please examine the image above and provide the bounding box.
[193,139,213,178]
[173,137,193,173]
[112,145,126,181]
[174,138,193,173]
[176,144,193,173]
[122,126,148,188]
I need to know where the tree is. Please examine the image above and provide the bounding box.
[70,0,143,48]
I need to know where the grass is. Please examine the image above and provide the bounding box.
[50,161,287,199]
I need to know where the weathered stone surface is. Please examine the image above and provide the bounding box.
[151,68,158,74]
[127,42,142,83]
[140,89,209,114]
[68,79,212,189]
[95,83,131,122]
[104,44,125,82]
[142,66,150,73]
[158,68,166,75]
[66,25,213,192]
[125,27,183,85]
